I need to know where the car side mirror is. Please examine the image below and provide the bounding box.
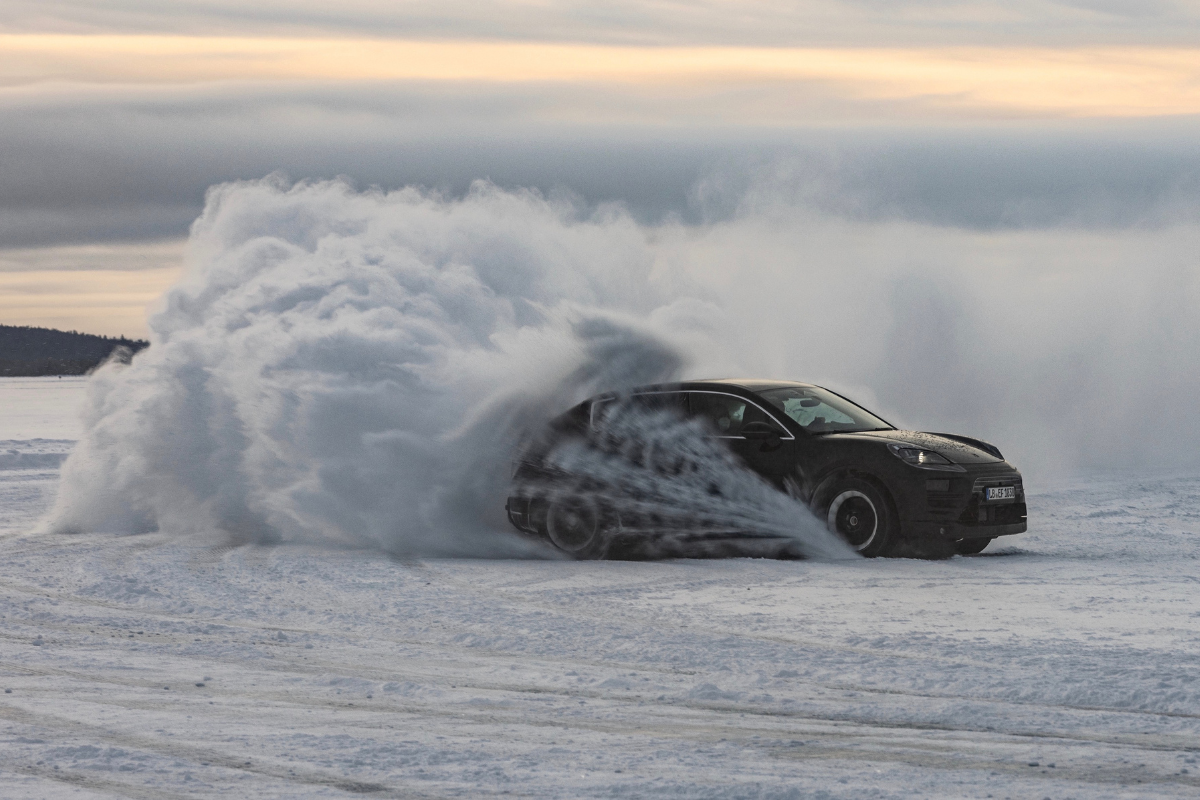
[740,421,781,440]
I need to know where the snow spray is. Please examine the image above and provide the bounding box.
[522,403,852,559]
[46,176,844,558]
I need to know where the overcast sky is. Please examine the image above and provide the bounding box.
[6,1,1200,45]
[2,1,1199,336]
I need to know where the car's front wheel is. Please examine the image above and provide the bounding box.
[823,478,895,557]
[544,497,607,559]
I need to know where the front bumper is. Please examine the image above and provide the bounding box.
[907,469,1027,540]
[908,519,1027,541]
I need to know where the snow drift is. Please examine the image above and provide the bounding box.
[46,176,842,557]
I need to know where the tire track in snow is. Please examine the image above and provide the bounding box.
[5,559,1200,739]
[0,702,431,798]
[5,679,1197,794]
[4,651,1199,761]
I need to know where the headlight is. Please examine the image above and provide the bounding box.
[887,442,966,472]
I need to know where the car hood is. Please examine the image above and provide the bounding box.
[824,429,1005,464]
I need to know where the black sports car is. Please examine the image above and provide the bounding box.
[505,379,1026,558]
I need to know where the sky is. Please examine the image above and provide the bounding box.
[2,1,1200,337]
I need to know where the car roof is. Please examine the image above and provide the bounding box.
[691,379,816,391]
[629,379,817,394]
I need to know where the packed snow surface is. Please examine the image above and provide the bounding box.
[3,380,1200,798]
[0,377,86,441]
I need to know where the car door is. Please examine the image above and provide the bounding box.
[685,391,794,485]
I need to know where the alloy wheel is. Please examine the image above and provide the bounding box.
[546,499,601,554]
[827,490,878,551]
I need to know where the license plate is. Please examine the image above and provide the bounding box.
[985,486,1016,501]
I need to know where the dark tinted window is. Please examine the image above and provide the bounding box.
[687,392,784,436]
[758,386,892,434]
[590,392,686,428]
[549,401,590,436]
[629,392,687,415]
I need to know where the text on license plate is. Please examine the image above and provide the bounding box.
[986,486,1016,501]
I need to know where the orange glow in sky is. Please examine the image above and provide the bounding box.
[4,35,1200,119]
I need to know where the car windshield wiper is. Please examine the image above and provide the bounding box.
[810,426,894,435]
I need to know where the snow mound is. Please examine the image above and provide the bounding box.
[0,440,74,471]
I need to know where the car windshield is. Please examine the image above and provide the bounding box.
[757,386,893,434]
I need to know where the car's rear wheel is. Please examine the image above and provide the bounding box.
[824,478,895,557]
[545,497,607,558]
[954,537,992,555]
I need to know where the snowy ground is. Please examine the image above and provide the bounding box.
[2,378,1199,798]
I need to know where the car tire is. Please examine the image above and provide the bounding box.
[544,496,608,559]
[954,537,992,555]
[822,477,895,557]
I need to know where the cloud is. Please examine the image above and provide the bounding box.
[0,239,184,272]
[692,123,1200,230]
[4,79,1200,250]
[2,1,1198,45]
[6,37,1200,120]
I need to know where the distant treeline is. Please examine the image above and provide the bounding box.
[0,324,149,377]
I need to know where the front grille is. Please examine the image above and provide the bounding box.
[972,476,1024,494]
[958,498,1027,526]
[947,473,1026,527]
[926,495,961,510]
[925,477,970,517]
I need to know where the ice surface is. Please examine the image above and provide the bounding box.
[0,377,87,440]
[3,389,1200,797]
[0,379,82,537]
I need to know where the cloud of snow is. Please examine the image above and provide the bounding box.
[46,176,845,557]
[46,168,1200,554]
[650,202,1200,481]
[524,403,853,560]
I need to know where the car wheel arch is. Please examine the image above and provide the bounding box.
[811,468,896,512]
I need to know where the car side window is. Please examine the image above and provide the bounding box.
[687,392,781,437]
[589,397,614,428]
[590,392,686,429]
[629,392,687,417]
